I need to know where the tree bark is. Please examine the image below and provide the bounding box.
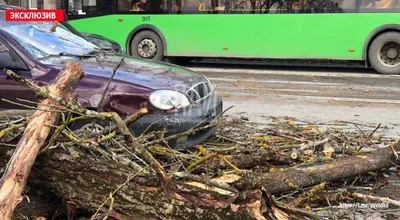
[233,142,400,194]
[4,145,287,220]
[0,61,84,219]
[0,141,397,219]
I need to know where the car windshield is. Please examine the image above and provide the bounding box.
[0,19,99,60]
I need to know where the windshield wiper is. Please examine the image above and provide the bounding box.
[38,52,96,60]
[87,48,116,56]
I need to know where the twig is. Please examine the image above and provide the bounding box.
[42,114,73,152]
[187,152,241,173]
[173,172,238,193]
[0,117,26,127]
[275,136,331,151]
[144,118,223,147]
[215,134,248,145]
[98,58,124,112]
[17,98,84,116]
[276,133,307,143]
[1,99,37,110]
[349,192,400,207]
[354,124,378,150]
[98,108,148,136]
[61,130,111,159]
[0,123,26,139]
[0,143,16,147]
[91,166,148,219]
[290,182,326,208]
[300,136,331,151]
[102,193,115,220]
[368,123,381,139]
[325,197,338,220]
[50,21,59,32]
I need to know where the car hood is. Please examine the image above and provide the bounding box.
[44,54,206,92]
[80,32,121,51]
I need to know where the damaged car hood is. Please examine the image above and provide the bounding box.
[43,54,206,92]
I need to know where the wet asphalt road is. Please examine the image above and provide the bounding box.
[187,65,400,137]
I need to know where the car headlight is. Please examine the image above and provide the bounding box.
[149,90,191,110]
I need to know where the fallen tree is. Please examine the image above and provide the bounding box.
[0,64,400,220]
[0,64,296,220]
[0,61,84,219]
[0,136,397,219]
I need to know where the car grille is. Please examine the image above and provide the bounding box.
[215,101,223,115]
[206,100,223,124]
[186,81,213,102]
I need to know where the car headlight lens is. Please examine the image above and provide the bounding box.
[149,90,191,110]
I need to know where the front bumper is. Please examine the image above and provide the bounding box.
[130,93,223,151]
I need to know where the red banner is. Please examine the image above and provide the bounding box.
[5,9,64,22]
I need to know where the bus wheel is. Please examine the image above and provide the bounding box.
[368,32,400,75]
[130,30,164,61]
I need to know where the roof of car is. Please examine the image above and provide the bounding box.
[0,5,26,10]
[0,5,25,20]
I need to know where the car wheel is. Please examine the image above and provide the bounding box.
[130,30,164,61]
[69,119,114,139]
[368,32,400,75]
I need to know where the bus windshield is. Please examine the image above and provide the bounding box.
[0,20,99,59]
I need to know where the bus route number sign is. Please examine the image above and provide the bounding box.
[142,16,150,22]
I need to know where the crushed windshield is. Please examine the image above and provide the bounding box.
[1,21,99,60]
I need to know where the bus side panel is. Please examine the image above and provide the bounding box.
[69,13,400,61]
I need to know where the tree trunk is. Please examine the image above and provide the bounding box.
[233,142,400,194]
[0,61,84,219]
[0,142,397,219]
[3,145,287,220]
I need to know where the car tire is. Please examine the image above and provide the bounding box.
[368,32,400,75]
[69,119,114,138]
[130,30,164,61]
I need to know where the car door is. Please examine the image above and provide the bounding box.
[0,39,36,110]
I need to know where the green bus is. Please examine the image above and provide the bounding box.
[60,0,400,74]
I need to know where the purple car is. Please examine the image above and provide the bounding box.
[0,11,222,151]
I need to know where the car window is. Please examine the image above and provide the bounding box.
[0,41,14,69]
[0,41,7,52]
[0,20,99,61]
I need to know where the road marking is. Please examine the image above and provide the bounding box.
[210,77,400,92]
[216,86,320,94]
[272,89,319,93]
[275,94,400,104]
[190,67,400,79]
[218,91,400,104]
[208,77,344,86]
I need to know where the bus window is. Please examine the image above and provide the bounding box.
[292,0,356,13]
[128,0,165,13]
[179,0,225,13]
[172,0,180,12]
[67,0,83,14]
[230,0,290,14]
[360,0,400,10]
[96,0,117,14]
[118,0,132,11]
